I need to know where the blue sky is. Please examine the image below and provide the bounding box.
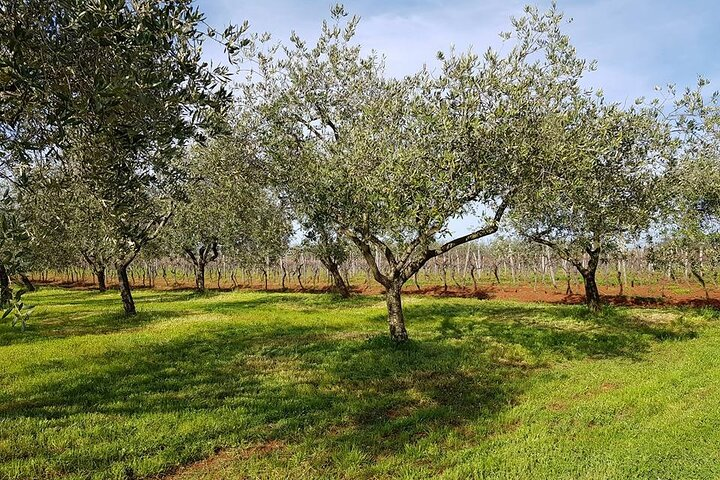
[196,0,720,236]
[198,0,719,103]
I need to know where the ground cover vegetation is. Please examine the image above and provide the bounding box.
[1,288,719,479]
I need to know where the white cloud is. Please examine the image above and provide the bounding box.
[201,0,718,95]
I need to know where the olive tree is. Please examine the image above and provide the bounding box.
[512,97,672,310]
[1,0,246,315]
[675,80,719,230]
[649,235,719,299]
[245,5,594,341]
[24,176,120,292]
[169,135,292,292]
[1,0,246,164]
[301,223,351,297]
[652,79,720,296]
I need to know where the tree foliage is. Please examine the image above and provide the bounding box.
[244,4,603,339]
[1,0,246,314]
[513,97,673,309]
[168,134,292,291]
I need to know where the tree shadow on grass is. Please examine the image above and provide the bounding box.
[28,289,188,307]
[2,324,523,478]
[0,309,189,347]
[1,290,379,348]
[396,302,698,360]
[205,292,382,317]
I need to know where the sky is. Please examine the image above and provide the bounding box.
[196,0,720,236]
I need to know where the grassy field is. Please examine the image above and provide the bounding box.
[1,288,720,479]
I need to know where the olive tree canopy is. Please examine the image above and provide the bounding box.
[512,97,673,310]
[1,0,247,315]
[650,80,720,297]
[244,4,596,340]
[168,134,292,292]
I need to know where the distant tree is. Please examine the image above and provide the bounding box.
[169,135,291,292]
[649,235,719,299]
[302,223,351,297]
[235,205,293,291]
[513,97,672,310]
[24,177,115,291]
[674,80,719,230]
[652,79,720,297]
[245,5,595,340]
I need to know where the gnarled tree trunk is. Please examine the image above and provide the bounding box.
[116,263,136,315]
[185,242,218,292]
[0,264,11,307]
[580,268,601,311]
[18,273,35,292]
[530,236,602,312]
[691,267,709,300]
[340,202,507,342]
[96,267,107,292]
[81,252,107,292]
[577,249,601,312]
[320,258,350,298]
[195,261,206,291]
[385,280,408,342]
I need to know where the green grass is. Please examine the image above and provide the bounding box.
[1,288,719,479]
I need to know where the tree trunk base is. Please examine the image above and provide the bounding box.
[96,269,107,292]
[386,282,409,342]
[117,264,136,316]
[0,264,11,308]
[583,272,602,312]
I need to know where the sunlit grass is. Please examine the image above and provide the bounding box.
[1,288,718,479]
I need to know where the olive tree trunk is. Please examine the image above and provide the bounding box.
[530,237,603,313]
[116,263,136,315]
[577,249,601,312]
[580,267,601,311]
[184,243,218,292]
[341,202,507,342]
[691,267,710,300]
[195,261,206,291]
[81,253,107,292]
[0,264,11,307]
[96,267,107,292]
[320,258,350,298]
[385,280,408,342]
[18,273,35,292]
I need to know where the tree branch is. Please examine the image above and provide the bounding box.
[184,247,198,266]
[340,228,390,287]
[402,200,508,279]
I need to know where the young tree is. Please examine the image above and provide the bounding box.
[512,97,672,310]
[245,5,595,341]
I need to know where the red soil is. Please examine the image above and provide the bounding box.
[33,277,720,309]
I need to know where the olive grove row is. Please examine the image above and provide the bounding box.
[28,239,720,301]
[1,1,718,341]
